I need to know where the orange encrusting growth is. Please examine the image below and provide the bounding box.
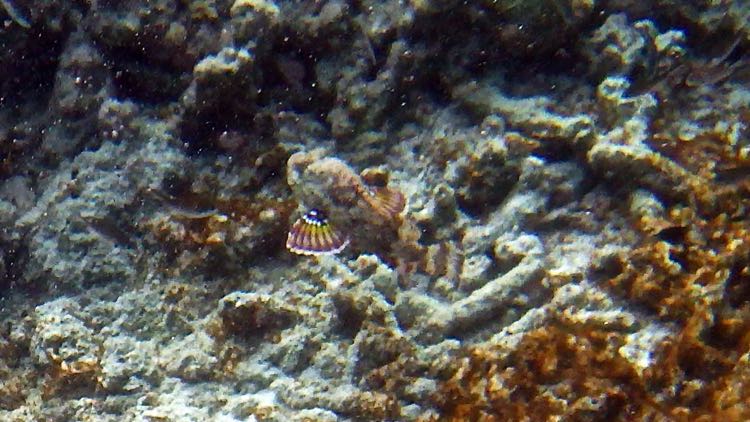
[419,126,750,418]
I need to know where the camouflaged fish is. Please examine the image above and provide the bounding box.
[285,149,406,256]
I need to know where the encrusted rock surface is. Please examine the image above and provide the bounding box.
[0,1,749,420]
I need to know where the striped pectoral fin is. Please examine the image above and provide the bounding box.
[362,186,406,220]
[286,209,349,256]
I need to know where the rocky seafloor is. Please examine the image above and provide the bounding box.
[0,0,749,420]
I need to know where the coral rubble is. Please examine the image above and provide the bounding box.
[0,1,749,420]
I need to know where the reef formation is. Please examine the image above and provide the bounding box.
[0,0,749,420]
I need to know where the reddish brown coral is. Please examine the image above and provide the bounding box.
[429,322,656,421]
[597,169,750,419]
[422,116,750,419]
[41,355,103,400]
[592,127,750,418]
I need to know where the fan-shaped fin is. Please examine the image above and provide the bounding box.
[286,209,349,256]
[361,186,406,219]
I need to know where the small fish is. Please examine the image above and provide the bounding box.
[286,209,349,255]
[285,150,406,256]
